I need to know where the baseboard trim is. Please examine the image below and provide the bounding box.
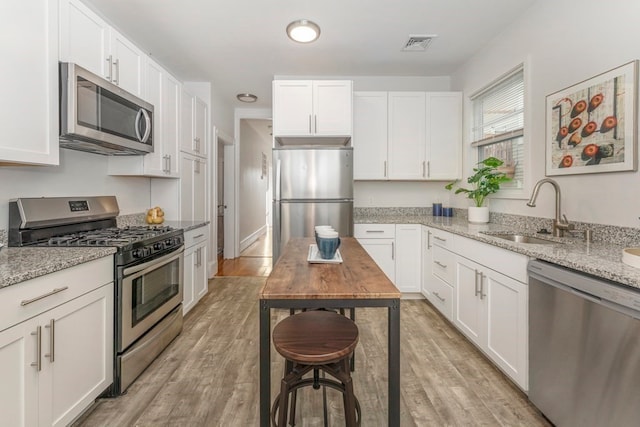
[239,225,267,252]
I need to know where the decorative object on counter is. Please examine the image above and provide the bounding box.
[445,157,511,224]
[146,206,165,224]
[432,203,442,216]
[307,244,343,264]
[546,60,637,176]
[443,207,454,217]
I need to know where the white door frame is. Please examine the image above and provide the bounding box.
[226,107,272,259]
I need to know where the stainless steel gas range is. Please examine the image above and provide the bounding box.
[8,196,184,395]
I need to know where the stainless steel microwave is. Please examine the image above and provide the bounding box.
[59,62,154,155]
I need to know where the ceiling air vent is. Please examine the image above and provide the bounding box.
[401,34,437,52]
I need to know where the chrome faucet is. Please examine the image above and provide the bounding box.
[527,178,574,237]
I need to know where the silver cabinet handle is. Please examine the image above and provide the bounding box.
[308,115,312,134]
[432,292,446,302]
[427,161,431,178]
[163,155,169,173]
[434,260,447,269]
[434,236,447,243]
[314,115,317,133]
[366,230,385,233]
[167,155,172,173]
[31,326,42,371]
[422,161,426,178]
[45,319,55,363]
[427,231,432,249]
[384,160,387,178]
[479,272,486,300]
[105,55,113,81]
[391,241,395,260]
[113,58,120,85]
[21,286,69,306]
[474,270,481,297]
[193,234,205,239]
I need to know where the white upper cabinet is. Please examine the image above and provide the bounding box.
[425,92,462,180]
[353,92,388,180]
[273,80,352,142]
[60,0,145,98]
[180,89,208,158]
[353,90,462,181]
[388,92,427,180]
[0,0,59,166]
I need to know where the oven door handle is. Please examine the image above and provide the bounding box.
[123,246,185,277]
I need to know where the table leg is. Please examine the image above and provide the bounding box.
[259,300,271,427]
[388,299,400,427]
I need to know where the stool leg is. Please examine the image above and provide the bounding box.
[349,308,356,372]
[289,388,297,426]
[277,377,290,427]
[339,358,357,427]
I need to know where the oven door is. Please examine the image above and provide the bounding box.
[118,246,184,352]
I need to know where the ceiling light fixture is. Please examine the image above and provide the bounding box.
[237,93,258,103]
[286,19,321,43]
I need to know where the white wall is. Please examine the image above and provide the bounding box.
[0,149,150,228]
[238,119,271,244]
[451,0,640,228]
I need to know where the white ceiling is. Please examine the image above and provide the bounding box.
[84,0,538,109]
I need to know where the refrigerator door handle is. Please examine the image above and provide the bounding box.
[275,158,281,201]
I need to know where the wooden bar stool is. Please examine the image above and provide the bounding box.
[271,310,361,427]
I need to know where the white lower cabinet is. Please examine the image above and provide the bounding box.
[453,237,529,390]
[0,259,114,427]
[183,226,209,315]
[422,226,454,320]
[354,224,395,283]
[394,224,422,292]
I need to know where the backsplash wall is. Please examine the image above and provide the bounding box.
[0,149,151,229]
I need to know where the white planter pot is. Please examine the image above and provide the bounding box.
[468,206,489,224]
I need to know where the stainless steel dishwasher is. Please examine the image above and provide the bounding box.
[528,260,640,427]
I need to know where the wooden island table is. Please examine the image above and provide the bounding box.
[259,237,401,426]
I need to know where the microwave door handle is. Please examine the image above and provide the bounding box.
[134,109,143,142]
[140,109,151,142]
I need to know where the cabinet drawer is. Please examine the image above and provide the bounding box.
[184,225,208,248]
[354,223,395,239]
[0,256,113,332]
[432,245,455,285]
[431,228,454,250]
[453,234,529,283]
[429,277,453,321]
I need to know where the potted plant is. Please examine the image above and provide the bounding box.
[445,157,511,223]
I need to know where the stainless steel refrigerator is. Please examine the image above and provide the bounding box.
[273,147,353,261]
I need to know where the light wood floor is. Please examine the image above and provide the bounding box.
[75,276,550,427]
[217,228,272,277]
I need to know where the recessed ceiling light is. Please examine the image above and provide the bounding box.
[286,19,321,43]
[237,93,258,103]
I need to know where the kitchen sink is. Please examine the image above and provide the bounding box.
[482,233,558,245]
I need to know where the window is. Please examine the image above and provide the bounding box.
[471,66,524,190]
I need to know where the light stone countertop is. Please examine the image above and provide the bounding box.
[355,214,640,290]
[0,220,208,289]
[0,246,116,288]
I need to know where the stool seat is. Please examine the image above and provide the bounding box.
[273,310,359,364]
[271,310,361,426]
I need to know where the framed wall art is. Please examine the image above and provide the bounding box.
[546,60,637,176]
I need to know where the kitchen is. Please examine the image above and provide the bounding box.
[2,0,640,426]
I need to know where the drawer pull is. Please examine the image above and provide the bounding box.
[192,234,205,239]
[30,326,42,371]
[433,292,446,303]
[365,230,385,233]
[434,261,447,269]
[434,236,447,242]
[21,286,69,306]
[45,319,55,362]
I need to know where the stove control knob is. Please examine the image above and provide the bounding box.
[154,242,164,250]
[132,249,144,258]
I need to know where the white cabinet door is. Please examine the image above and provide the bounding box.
[454,256,485,346]
[193,97,208,158]
[387,92,426,180]
[194,244,208,300]
[353,92,388,180]
[59,0,110,79]
[272,81,313,136]
[484,268,528,389]
[193,158,207,222]
[357,238,395,282]
[180,153,195,221]
[47,284,113,427]
[0,0,59,166]
[108,28,145,97]
[313,81,352,135]
[180,89,196,154]
[421,226,433,297]
[182,245,196,314]
[426,92,462,180]
[140,60,165,175]
[0,321,39,427]
[394,224,421,292]
[163,72,181,176]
